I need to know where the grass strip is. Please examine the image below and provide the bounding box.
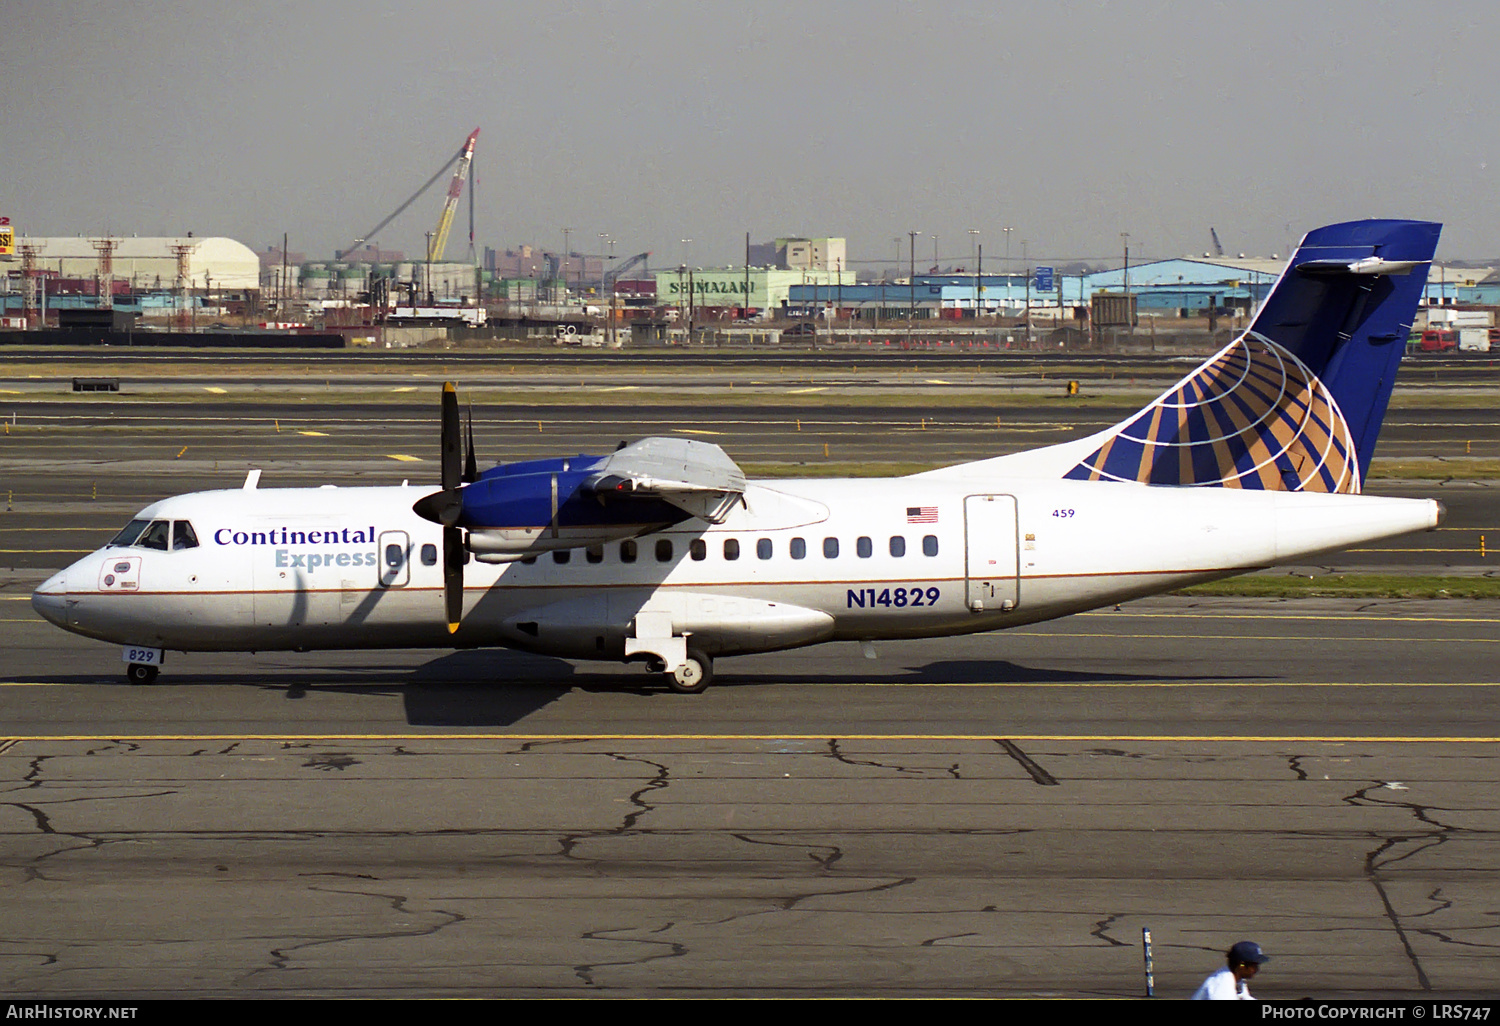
[1176,573,1500,599]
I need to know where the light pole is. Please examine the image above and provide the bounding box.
[599,232,612,344]
[1121,231,1132,328]
[907,229,920,344]
[424,230,434,306]
[968,228,980,318]
[1002,226,1014,307]
[561,227,573,298]
[1022,239,1031,342]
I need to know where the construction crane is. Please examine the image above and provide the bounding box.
[431,128,478,262]
[605,251,651,288]
[343,128,479,262]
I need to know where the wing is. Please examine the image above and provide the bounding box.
[586,437,747,524]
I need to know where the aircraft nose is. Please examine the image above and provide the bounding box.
[31,569,68,626]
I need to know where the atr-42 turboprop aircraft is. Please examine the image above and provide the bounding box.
[34,219,1444,692]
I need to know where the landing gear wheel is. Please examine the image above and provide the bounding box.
[126,663,159,685]
[667,649,712,694]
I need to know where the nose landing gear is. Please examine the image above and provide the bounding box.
[126,663,160,685]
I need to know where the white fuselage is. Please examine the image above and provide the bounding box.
[32,474,1441,663]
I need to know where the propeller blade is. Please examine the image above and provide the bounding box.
[444,525,464,633]
[463,402,478,484]
[441,382,461,494]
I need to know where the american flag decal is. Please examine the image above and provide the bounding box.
[906,506,939,524]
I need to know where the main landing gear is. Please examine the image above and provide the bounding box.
[667,649,713,694]
[642,648,714,694]
[126,663,160,685]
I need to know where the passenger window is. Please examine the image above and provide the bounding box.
[172,521,200,550]
[823,537,839,559]
[890,535,906,557]
[138,520,170,551]
[923,534,939,556]
[856,536,872,558]
[655,539,674,562]
[385,543,404,567]
[620,540,637,563]
[723,538,740,561]
[757,538,772,560]
[586,545,604,564]
[690,539,706,561]
[552,549,571,564]
[790,537,806,559]
[109,519,150,547]
[420,543,438,566]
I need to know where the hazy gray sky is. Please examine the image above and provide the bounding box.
[4,0,1498,268]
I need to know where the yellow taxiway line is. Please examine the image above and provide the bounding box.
[1,733,1497,744]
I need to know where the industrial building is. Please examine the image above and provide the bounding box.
[11,236,260,290]
[657,266,855,314]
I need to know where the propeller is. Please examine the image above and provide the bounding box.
[412,382,470,633]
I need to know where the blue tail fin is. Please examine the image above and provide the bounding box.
[1063,219,1439,493]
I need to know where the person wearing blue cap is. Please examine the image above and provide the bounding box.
[1191,941,1270,999]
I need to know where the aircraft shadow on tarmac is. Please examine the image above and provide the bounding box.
[24,650,1248,728]
[330,651,1237,728]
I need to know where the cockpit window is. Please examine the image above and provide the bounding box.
[109,519,151,547]
[138,520,171,551]
[172,521,199,550]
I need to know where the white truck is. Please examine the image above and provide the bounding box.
[1458,326,1491,352]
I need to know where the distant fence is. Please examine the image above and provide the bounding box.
[0,329,345,348]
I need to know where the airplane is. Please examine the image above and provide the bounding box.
[33,218,1445,693]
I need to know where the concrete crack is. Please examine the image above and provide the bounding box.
[1090,913,1130,947]
[919,931,979,947]
[825,738,929,776]
[607,753,669,832]
[730,831,844,871]
[1342,780,1464,992]
[246,885,465,981]
[996,739,1059,785]
[574,920,687,986]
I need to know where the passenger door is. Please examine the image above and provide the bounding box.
[963,494,1018,613]
[378,530,410,588]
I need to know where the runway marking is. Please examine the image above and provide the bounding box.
[385,454,422,462]
[390,387,417,392]
[596,386,639,392]
[298,430,328,437]
[1352,547,1492,553]
[0,549,89,555]
[1089,610,1500,624]
[677,429,722,436]
[2,680,1497,689]
[2,733,1498,743]
[787,387,828,394]
[1007,630,1500,644]
[202,387,227,394]
[0,527,130,531]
